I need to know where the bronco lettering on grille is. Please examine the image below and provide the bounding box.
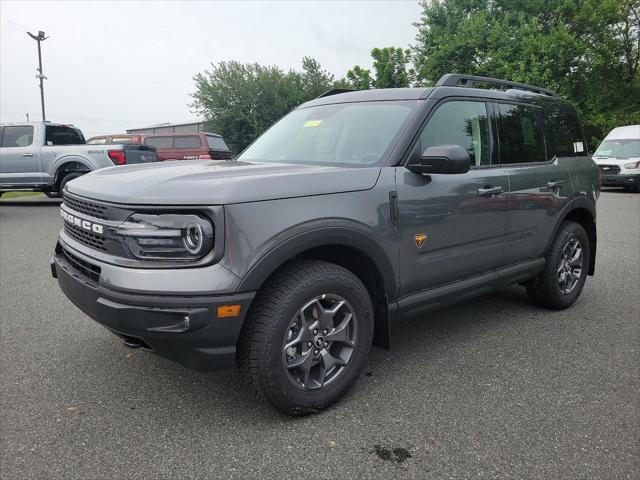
[60,209,104,234]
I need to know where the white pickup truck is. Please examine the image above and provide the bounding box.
[0,122,157,197]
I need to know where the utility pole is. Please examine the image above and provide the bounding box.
[27,30,48,121]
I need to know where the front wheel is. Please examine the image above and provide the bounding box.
[44,191,62,198]
[237,260,374,415]
[527,221,590,309]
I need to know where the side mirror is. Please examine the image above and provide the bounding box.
[406,145,471,175]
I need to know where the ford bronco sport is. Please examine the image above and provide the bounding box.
[51,74,598,415]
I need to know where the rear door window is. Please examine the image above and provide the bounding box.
[45,125,85,145]
[144,136,174,149]
[542,105,587,157]
[206,135,229,151]
[496,103,546,164]
[173,136,201,149]
[2,125,34,147]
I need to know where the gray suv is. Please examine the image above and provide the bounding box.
[51,75,599,415]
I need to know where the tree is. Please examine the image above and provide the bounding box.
[413,0,640,148]
[346,65,373,89]
[300,56,335,98]
[191,58,336,152]
[346,47,413,89]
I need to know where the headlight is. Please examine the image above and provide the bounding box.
[624,160,640,169]
[114,213,214,261]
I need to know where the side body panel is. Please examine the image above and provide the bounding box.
[227,168,400,300]
[502,158,573,264]
[0,123,44,185]
[395,166,509,296]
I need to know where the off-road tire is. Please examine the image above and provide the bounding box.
[237,260,374,416]
[527,221,590,310]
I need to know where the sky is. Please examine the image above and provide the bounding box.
[0,0,422,137]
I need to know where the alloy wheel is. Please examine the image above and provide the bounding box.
[557,237,583,294]
[282,294,357,390]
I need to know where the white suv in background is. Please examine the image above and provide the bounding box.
[594,125,640,192]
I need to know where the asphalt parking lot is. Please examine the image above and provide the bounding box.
[0,191,638,479]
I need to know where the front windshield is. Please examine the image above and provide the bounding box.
[239,101,417,167]
[595,139,640,158]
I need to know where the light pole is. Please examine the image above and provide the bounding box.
[27,30,48,121]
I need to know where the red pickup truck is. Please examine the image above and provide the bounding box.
[87,132,233,162]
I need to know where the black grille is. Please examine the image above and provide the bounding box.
[63,195,108,219]
[64,222,107,251]
[599,165,621,174]
[60,247,101,284]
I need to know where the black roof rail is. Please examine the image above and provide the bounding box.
[317,88,355,98]
[436,74,559,98]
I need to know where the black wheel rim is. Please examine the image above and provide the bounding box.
[558,237,583,294]
[282,294,357,390]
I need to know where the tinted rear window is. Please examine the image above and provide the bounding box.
[45,125,85,145]
[542,105,586,156]
[173,136,201,149]
[206,135,229,151]
[2,125,34,147]
[145,137,173,149]
[497,103,546,164]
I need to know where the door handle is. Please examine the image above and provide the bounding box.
[546,180,565,189]
[21,153,34,157]
[477,186,504,196]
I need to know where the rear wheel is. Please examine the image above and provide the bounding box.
[237,260,374,415]
[527,221,590,309]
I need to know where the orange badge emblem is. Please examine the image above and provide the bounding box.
[414,233,427,248]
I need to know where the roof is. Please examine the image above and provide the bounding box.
[604,125,640,140]
[300,85,570,111]
[128,120,204,130]
[301,87,433,107]
[301,74,566,109]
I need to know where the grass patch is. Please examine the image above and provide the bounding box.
[0,192,45,200]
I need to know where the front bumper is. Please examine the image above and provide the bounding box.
[600,172,640,187]
[51,243,255,371]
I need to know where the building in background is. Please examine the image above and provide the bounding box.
[126,120,205,135]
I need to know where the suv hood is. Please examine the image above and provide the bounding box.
[66,160,381,205]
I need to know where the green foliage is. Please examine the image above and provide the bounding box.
[193,2,639,152]
[346,47,413,89]
[191,58,336,152]
[346,65,373,89]
[413,0,640,148]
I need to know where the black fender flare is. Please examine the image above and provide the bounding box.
[546,195,597,274]
[236,226,398,302]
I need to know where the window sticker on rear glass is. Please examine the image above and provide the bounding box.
[303,120,322,127]
[573,142,584,153]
